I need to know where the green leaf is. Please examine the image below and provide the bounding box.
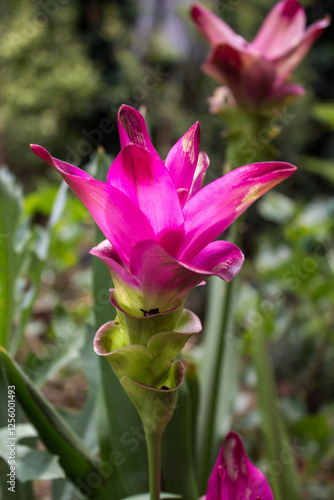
[52,325,101,500]
[24,307,85,388]
[313,103,334,130]
[0,347,109,500]
[16,445,65,482]
[253,328,301,500]
[120,360,183,436]
[0,423,37,443]
[0,472,34,500]
[301,155,334,186]
[0,168,24,350]
[196,275,238,493]
[10,181,68,356]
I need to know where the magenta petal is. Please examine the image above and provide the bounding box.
[165,122,201,193]
[31,144,154,265]
[107,142,184,240]
[191,3,247,49]
[251,0,306,59]
[90,240,140,290]
[130,240,207,308]
[202,44,276,105]
[130,240,243,310]
[181,161,297,261]
[117,105,161,162]
[207,432,274,500]
[190,240,244,282]
[268,81,305,104]
[274,15,331,78]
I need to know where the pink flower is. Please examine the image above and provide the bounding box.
[191,0,330,109]
[31,105,296,315]
[206,432,274,500]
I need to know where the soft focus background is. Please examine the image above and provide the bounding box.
[0,0,333,498]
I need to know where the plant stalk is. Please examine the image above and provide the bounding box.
[146,430,162,500]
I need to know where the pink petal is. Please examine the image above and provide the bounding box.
[180,161,297,261]
[117,105,161,162]
[130,241,207,308]
[188,151,210,200]
[267,81,304,104]
[129,239,244,310]
[207,432,274,500]
[191,3,248,50]
[31,144,154,265]
[165,122,201,193]
[273,15,331,78]
[202,44,276,106]
[90,240,140,290]
[177,188,189,207]
[190,240,244,282]
[107,143,184,247]
[251,0,306,59]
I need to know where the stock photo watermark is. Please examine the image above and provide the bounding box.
[6,385,16,493]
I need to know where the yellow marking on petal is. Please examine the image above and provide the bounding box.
[237,180,277,214]
[182,135,195,164]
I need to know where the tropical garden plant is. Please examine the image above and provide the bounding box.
[0,1,332,500]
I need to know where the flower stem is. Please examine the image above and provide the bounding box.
[146,430,162,500]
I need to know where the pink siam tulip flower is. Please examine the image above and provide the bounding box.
[191,0,330,110]
[31,105,296,316]
[206,432,274,500]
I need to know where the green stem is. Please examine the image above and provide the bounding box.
[146,431,162,500]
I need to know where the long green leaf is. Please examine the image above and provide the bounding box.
[0,347,108,500]
[52,324,102,500]
[196,274,237,493]
[253,328,301,500]
[0,169,23,350]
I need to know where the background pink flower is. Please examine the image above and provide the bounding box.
[191,0,330,109]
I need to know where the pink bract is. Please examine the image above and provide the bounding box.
[191,0,330,109]
[31,105,296,315]
[206,432,274,500]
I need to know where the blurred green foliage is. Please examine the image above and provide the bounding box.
[0,0,333,499]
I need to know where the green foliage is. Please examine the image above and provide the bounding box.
[0,1,333,498]
[0,347,109,500]
[0,0,103,177]
[0,169,25,350]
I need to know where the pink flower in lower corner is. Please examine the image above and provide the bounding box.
[31,105,296,316]
[191,0,330,110]
[206,432,274,500]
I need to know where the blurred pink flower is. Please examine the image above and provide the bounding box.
[206,432,274,500]
[31,106,296,315]
[191,0,330,109]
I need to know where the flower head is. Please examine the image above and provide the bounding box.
[31,105,296,316]
[206,432,274,500]
[191,0,330,110]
